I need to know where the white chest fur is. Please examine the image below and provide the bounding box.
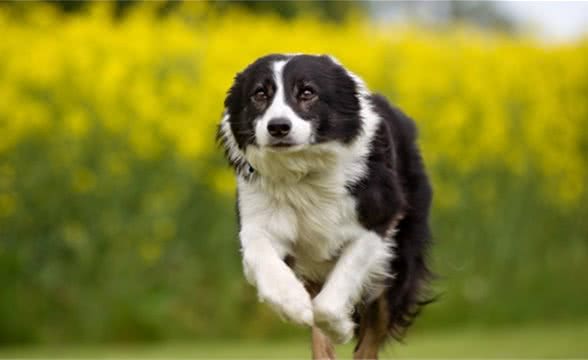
[237,144,366,282]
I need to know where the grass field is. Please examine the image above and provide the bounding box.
[1,323,587,359]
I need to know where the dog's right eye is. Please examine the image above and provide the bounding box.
[252,89,267,102]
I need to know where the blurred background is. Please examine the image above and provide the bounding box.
[0,1,587,358]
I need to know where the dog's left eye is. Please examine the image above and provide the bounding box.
[299,87,316,101]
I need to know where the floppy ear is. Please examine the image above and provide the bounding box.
[217,73,250,177]
[223,71,258,150]
[224,71,245,114]
[309,56,362,144]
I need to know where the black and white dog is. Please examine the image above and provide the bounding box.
[218,54,433,359]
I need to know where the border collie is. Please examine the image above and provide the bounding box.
[218,54,433,359]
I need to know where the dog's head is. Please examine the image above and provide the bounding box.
[222,54,364,155]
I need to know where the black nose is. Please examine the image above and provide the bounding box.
[267,118,291,138]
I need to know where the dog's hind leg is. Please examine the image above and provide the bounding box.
[305,281,336,360]
[311,326,336,360]
[353,295,389,360]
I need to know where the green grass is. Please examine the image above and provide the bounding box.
[1,323,587,358]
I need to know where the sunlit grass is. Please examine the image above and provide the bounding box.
[1,323,587,358]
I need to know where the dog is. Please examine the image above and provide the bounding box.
[217,54,433,359]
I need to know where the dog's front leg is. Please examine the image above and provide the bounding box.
[313,231,391,344]
[240,226,314,327]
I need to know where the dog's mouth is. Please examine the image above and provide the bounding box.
[266,140,306,152]
[270,141,295,148]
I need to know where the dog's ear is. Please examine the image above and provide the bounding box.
[217,74,248,175]
[224,71,245,115]
[223,71,254,150]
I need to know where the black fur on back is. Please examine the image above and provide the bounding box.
[350,94,434,341]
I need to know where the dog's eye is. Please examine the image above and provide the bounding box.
[253,88,267,102]
[299,87,316,101]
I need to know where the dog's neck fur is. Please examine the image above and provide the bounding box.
[245,143,343,184]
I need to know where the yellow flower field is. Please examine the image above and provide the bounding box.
[1,3,586,208]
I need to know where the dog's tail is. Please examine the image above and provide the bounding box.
[384,209,435,341]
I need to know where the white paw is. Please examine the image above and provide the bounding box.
[256,269,314,327]
[313,295,355,344]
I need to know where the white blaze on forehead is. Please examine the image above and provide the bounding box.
[254,60,312,147]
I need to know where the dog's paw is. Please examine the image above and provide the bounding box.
[313,296,355,344]
[256,269,314,327]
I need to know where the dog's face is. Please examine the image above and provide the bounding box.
[224,54,363,152]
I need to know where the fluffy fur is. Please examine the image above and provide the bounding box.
[217,54,433,349]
